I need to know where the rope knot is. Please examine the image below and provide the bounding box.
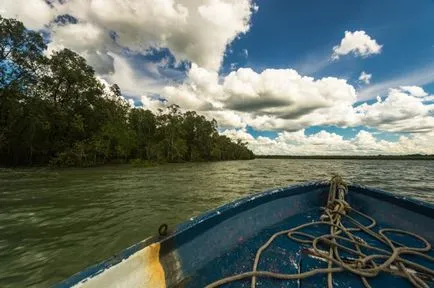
[355,260,364,269]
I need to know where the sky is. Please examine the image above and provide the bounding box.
[1,0,434,155]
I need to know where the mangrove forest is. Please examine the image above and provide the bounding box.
[0,16,254,167]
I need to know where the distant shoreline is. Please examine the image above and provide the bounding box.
[255,155,434,160]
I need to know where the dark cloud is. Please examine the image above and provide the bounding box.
[53,14,77,25]
[277,106,320,119]
[226,97,291,112]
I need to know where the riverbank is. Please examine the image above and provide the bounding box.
[256,154,434,160]
[0,157,256,170]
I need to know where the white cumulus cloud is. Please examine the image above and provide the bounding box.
[162,65,433,134]
[1,0,255,81]
[49,0,255,71]
[47,21,117,74]
[332,31,382,60]
[242,48,248,58]
[355,87,434,133]
[0,0,54,30]
[222,128,434,155]
[400,86,428,97]
[162,65,360,131]
[359,71,372,84]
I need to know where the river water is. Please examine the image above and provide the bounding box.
[0,159,433,287]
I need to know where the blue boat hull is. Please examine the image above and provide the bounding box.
[56,182,434,288]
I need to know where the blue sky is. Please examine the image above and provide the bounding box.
[2,0,434,154]
[225,0,434,91]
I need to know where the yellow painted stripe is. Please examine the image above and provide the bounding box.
[142,243,166,288]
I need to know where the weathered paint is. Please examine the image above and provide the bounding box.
[57,181,434,288]
[71,243,165,288]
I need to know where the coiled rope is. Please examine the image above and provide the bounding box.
[205,176,434,288]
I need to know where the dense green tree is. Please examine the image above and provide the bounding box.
[41,49,106,157]
[155,105,187,162]
[0,17,254,167]
[0,16,47,164]
[182,111,216,161]
[129,108,157,160]
[0,16,46,91]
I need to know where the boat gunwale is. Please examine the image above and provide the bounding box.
[349,183,434,218]
[55,181,329,287]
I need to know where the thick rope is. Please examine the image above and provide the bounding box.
[205,177,434,288]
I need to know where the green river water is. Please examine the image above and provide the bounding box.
[0,159,433,287]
